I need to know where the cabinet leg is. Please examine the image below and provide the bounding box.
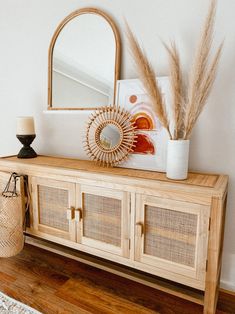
[204,195,227,314]
[204,280,219,314]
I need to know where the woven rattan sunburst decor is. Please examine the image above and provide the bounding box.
[84,106,137,167]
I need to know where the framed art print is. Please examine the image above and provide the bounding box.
[116,77,171,172]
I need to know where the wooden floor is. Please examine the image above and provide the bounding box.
[0,245,235,314]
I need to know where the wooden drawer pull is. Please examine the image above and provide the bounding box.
[75,208,82,222]
[66,207,75,220]
[135,222,143,237]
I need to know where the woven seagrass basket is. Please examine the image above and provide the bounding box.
[0,174,24,258]
[0,195,24,257]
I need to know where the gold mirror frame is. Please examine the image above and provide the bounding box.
[84,106,137,167]
[48,7,121,111]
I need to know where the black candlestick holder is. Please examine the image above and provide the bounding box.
[16,134,37,158]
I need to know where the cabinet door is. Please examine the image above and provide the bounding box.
[76,185,130,258]
[31,177,76,241]
[135,194,210,282]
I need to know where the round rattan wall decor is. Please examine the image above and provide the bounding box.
[84,106,137,167]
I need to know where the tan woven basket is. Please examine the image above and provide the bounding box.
[0,195,24,257]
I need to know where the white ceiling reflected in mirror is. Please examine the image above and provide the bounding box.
[48,8,121,110]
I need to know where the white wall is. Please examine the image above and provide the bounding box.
[0,0,234,290]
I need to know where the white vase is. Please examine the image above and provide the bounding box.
[166,140,190,180]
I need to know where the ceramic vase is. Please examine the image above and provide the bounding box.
[166,140,190,180]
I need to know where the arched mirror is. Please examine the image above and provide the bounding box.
[48,8,121,110]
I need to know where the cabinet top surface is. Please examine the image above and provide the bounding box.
[0,155,228,190]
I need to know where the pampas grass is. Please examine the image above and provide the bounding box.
[183,0,223,139]
[163,41,185,139]
[126,0,222,140]
[126,23,172,139]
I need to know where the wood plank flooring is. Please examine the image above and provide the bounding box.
[0,244,234,314]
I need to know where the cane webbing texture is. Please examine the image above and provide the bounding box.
[83,193,122,247]
[144,206,197,267]
[0,175,24,257]
[38,185,69,232]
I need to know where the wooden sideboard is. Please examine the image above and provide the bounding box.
[0,155,228,314]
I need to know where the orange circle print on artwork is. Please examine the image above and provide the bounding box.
[129,95,137,104]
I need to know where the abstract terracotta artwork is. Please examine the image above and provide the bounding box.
[126,99,162,155]
[116,77,170,171]
[128,100,159,130]
[133,113,152,130]
[133,133,155,154]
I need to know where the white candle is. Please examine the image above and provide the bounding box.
[16,117,35,135]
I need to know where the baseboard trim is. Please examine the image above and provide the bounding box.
[220,281,235,293]
[220,252,235,293]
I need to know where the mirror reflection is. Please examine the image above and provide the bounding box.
[52,13,116,109]
[100,124,121,149]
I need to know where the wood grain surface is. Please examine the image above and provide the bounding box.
[0,155,221,188]
[0,244,234,314]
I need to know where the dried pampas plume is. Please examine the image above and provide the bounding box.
[126,0,223,140]
[184,0,223,139]
[125,22,172,139]
[162,41,185,139]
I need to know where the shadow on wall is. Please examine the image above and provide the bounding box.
[39,112,89,160]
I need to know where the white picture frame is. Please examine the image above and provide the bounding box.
[116,77,170,172]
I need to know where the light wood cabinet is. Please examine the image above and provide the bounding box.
[31,177,76,242]
[0,155,228,314]
[30,177,130,259]
[77,185,130,258]
[134,194,210,287]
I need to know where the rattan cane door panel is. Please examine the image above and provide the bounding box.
[77,185,130,257]
[31,177,76,241]
[135,194,210,283]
